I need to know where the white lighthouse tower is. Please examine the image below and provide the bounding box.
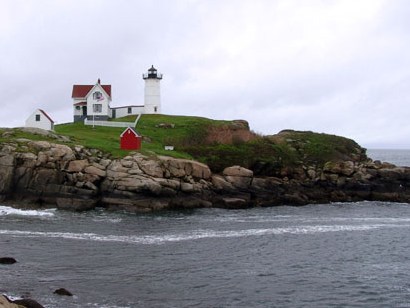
[143,65,162,114]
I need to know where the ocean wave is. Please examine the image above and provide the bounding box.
[206,215,410,224]
[0,223,405,245]
[91,217,123,223]
[0,206,55,217]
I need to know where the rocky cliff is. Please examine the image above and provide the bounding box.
[1,137,410,212]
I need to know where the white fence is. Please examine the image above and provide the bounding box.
[84,114,141,128]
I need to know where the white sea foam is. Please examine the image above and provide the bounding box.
[0,223,406,245]
[0,206,55,217]
[92,217,123,223]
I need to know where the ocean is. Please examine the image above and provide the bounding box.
[1,149,410,308]
[367,149,410,167]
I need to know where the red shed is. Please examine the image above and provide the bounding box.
[120,127,142,150]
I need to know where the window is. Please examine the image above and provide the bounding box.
[93,104,102,113]
[93,91,103,100]
[35,114,40,121]
[75,106,81,110]
[128,107,132,114]
[154,106,158,112]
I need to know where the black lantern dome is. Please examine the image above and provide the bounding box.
[143,65,163,80]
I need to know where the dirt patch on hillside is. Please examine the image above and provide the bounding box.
[204,120,258,145]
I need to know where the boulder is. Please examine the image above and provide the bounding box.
[221,166,253,189]
[0,154,15,194]
[54,288,73,296]
[306,168,316,179]
[159,157,212,180]
[190,160,212,179]
[84,165,106,177]
[11,299,44,308]
[120,160,134,168]
[107,161,129,173]
[99,159,112,167]
[323,161,355,176]
[181,182,195,192]
[160,157,187,178]
[138,160,164,178]
[102,197,170,212]
[0,154,14,167]
[225,176,252,189]
[0,257,17,264]
[50,144,75,160]
[106,170,128,179]
[223,166,253,177]
[211,175,235,191]
[378,167,406,180]
[219,197,249,209]
[28,140,51,150]
[29,169,63,189]
[56,197,97,211]
[153,178,181,190]
[67,159,88,172]
[169,197,212,209]
[0,296,23,308]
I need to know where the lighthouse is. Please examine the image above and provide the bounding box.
[143,65,162,114]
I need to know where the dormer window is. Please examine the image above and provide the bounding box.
[93,91,103,100]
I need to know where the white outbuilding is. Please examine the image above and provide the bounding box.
[25,109,55,131]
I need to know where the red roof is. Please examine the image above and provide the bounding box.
[74,101,87,106]
[120,127,140,137]
[39,109,54,123]
[72,84,111,98]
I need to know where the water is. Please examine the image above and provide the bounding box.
[367,149,410,167]
[1,149,410,307]
[2,203,410,307]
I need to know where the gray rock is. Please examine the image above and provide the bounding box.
[54,288,73,296]
[223,166,253,177]
[67,159,88,172]
[84,165,106,177]
[211,175,235,191]
[225,175,252,189]
[12,298,45,308]
[0,257,17,264]
[139,160,164,178]
[56,197,97,211]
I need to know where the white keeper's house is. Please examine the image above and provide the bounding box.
[72,65,163,122]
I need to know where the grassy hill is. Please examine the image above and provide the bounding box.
[55,114,231,159]
[1,114,367,175]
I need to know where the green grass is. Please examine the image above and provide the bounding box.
[55,114,231,158]
[0,128,70,148]
[273,130,364,164]
[183,137,299,173]
[55,122,131,157]
[2,115,365,175]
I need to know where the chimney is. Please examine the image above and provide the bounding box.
[97,78,101,84]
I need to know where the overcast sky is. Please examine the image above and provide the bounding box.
[1,0,410,148]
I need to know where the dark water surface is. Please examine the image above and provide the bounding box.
[2,202,410,307]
